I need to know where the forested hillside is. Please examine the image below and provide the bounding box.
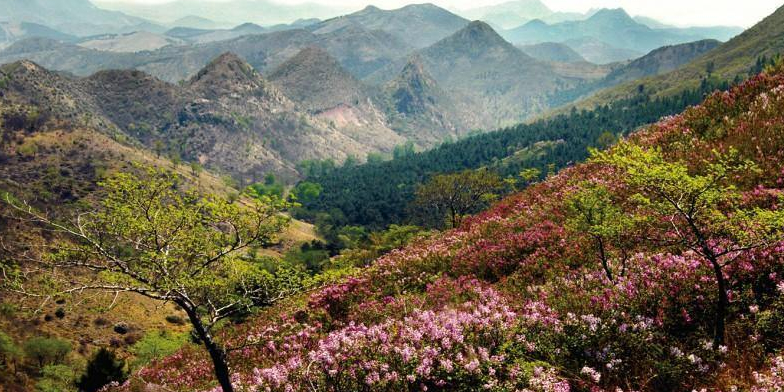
[114,57,784,392]
[299,76,732,230]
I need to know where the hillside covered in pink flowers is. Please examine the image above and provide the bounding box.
[121,62,784,392]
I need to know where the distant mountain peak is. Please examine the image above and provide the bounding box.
[397,56,437,88]
[232,22,265,32]
[316,2,468,48]
[360,5,382,13]
[401,3,444,11]
[271,46,347,77]
[386,56,445,117]
[588,8,636,25]
[199,52,253,74]
[268,46,366,112]
[188,52,276,99]
[1,59,47,76]
[523,19,548,28]
[448,20,509,47]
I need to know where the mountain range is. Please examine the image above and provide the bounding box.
[502,8,742,62]
[580,3,784,108]
[0,53,400,180]
[0,1,744,175]
[0,0,165,36]
[94,0,351,27]
[458,0,585,29]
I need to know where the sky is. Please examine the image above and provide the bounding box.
[97,0,782,27]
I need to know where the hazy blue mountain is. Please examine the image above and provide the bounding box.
[518,41,587,63]
[95,0,351,27]
[0,0,163,36]
[460,0,551,29]
[633,16,743,40]
[170,15,227,30]
[311,4,469,48]
[660,26,743,42]
[502,8,732,54]
[632,15,672,29]
[0,22,77,48]
[563,36,644,64]
[165,23,267,44]
[458,0,586,29]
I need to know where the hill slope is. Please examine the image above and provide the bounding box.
[563,36,643,64]
[121,59,784,392]
[0,58,319,391]
[600,39,721,86]
[382,57,480,143]
[78,31,185,52]
[0,21,76,48]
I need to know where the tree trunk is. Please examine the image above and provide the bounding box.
[180,302,234,392]
[595,236,613,283]
[711,260,728,348]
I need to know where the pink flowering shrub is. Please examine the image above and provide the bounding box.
[251,282,526,391]
[751,356,784,392]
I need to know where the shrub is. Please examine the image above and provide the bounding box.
[23,337,71,369]
[113,322,129,335]
[164,315,186,326]
[36,364,76,392]
[76,348,127,392]
[0,331,22,371]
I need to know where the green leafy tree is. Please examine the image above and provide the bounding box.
[153,140,164,158]
[129,330,189,370]
[248,174,285,199]
[23,337,71,369]
[190,162,203,179]
[76,348,127,392]
[0,331,22,374]
[413,169,502,228]
[291,182,322,205]
[3,167,294,392]
[335,225,431,268]
[595,144,784,346]
[393,141,416,160]
[366,152,385,165]
[36,364,75,392]
[566,182,634,282]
